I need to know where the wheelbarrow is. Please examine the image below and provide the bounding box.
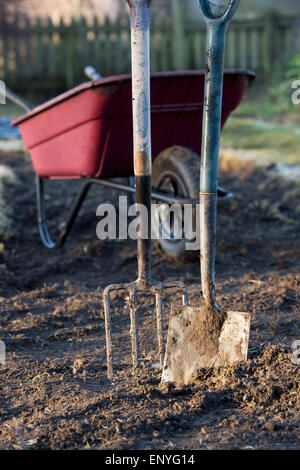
[8,68,255,262]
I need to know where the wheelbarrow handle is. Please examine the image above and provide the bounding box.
[2,87,33,113]
[3,67,102,115]
[84,66,102,81]
[199,0,240,25]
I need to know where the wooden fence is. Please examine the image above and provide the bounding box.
[1,1,300,95]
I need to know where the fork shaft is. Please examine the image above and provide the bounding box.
[135,175,152,282]
[129,4,152,284]
[199,6,236,308]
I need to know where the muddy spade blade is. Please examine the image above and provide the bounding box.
[161,0,250,385]
[161,306,250,384]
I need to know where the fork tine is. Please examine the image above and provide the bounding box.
[155,291,164,368]
[182,287,189,307]
[160,281,189,307]
[103,286,114,379]
[154,282,188,369]
[128,287,139,371]
[103,280,188,379]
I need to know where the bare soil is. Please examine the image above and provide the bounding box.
[0,151,299,450]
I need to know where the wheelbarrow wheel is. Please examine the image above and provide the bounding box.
[152,146,200,264]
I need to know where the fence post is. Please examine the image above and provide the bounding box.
[172,0,186,70]
[66,18,76,89]
[262,12,276,79]
[36,17,44,78]
[291,18,300,50]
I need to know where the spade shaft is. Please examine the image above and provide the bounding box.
[199,0,240,308]
[161,0,250,385]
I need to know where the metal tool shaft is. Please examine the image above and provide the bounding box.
[102,0,188,379]
[199,0,240,307]
[130,1,152,284]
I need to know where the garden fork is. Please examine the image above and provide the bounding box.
[103,0,188,379]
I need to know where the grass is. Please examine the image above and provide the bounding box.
[221,86,300,165]
[221,117,300,165]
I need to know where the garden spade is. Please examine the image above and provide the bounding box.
[161,0,250,385]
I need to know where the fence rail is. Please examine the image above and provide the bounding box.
[1,2,300,96]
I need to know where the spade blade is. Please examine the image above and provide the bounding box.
[161,305,250,385]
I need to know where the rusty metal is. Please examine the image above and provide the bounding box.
[103,0,188,379]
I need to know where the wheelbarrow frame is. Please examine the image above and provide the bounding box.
[36,173,200,249]
[10,69,255,250]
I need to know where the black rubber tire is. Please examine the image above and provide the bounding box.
[152,146,200,264]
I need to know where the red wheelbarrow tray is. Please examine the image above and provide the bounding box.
[12,69,255,180]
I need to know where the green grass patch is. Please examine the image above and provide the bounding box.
[221,84,300,165]
[234,84,300,122]
[221,117,300,165]
[0,165,18,241]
